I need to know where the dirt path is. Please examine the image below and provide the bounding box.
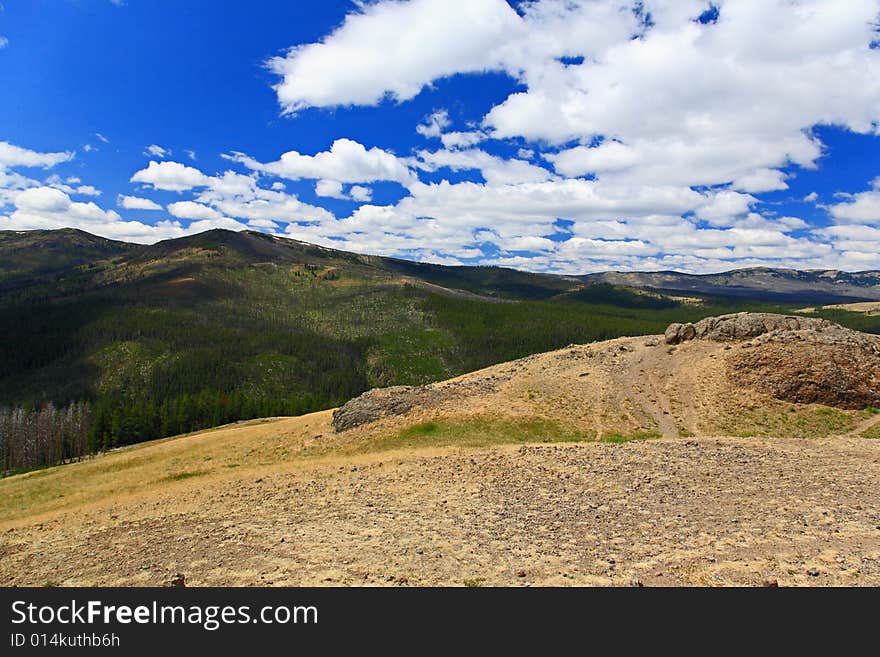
[617,340,681,438]
[845,412,880,438]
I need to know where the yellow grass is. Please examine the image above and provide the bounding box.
[0,413,331,525]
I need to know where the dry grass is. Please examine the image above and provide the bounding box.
[0,414,330,525]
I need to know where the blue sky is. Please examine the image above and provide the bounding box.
[1,0,879,273]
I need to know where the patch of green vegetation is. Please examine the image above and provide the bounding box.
[719,404,859,439]
[678,426,695,438]
[808,309,880,335]
[861,424,880,440]
[864,406,880,415]
[358,416,595,454]
[600,430,662,444]
[367,327,456,387]
[463,578,485,588]
[162,470,209,482]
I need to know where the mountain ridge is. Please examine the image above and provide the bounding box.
[4,227,879,303]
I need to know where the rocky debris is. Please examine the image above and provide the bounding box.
[332,386,447,432]
[664,313,835,345]
[167,573,186,587]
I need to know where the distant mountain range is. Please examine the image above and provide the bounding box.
[4,227,879,302]
[582,268,880,303]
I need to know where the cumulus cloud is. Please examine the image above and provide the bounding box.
[0,141,74,170]
[0,143,299,244]
[314,179,346,199]
[413,148,555,186]
[5,186,129,235]
[256,0,880,271]
[131,160,211,191]
[227,138,414,186]
[829,178,880,224]
[43,174,100,197]
[268,0,522,113]
[118,194,162,211]
[315,179,375,202]
[349,185,372,202]
[167,201,228,221]
[0,37,8,50]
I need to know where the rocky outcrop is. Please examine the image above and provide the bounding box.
[663,313,880,409]
[331,386,448,432]
[727,321,880,409]
[664,313,835,344]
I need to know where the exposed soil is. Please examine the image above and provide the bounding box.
[2,435,879,587]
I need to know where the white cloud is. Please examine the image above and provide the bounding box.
[416,110,451,138]
[167,201,227,221]
[227,138,414,186]
[314,179,374,202]
[82,144,95,153]
[0,141,74,170]
[440,131,487,150]
[732,168,789,193]
[0,149,295,244]
[271,1,880,225]
[268,0,522,113]
[130,160,211,191]
[118,194,162,211]
[695,190,756,225]
[95,133,110,144]
[803,192,819,202]
[349,185,372,202]
[315,179,346,199]
[829,188,880,224]
[413,148,554,186]
[185,149,197,161]
[44,174,101,197]
[0,37,9,49]
[73,185,100,196]
[144,144,171,158]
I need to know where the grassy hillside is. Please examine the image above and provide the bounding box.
[2,227,878,473]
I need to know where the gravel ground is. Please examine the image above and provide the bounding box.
[3,435,879,587]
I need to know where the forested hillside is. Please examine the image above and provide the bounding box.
[2,228,878,474]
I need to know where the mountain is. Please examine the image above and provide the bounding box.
[582,267,880,303]
[0,228,135,289]
[1,227,879,474]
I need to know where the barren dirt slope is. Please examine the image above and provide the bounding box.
[2,313,880,587]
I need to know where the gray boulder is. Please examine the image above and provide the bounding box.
[331,385,445,432]
[664,312,835,344]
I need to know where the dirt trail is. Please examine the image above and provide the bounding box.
[846,412,880,438]
[613,339,680,438]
